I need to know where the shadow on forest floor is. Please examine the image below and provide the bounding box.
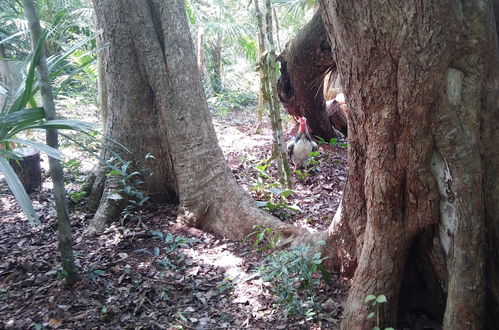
[0,106,349,329]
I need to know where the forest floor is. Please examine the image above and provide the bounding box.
[0,103,349,329]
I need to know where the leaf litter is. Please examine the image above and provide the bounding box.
[0,106,347,329]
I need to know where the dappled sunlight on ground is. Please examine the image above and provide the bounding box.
[0,105,347,329]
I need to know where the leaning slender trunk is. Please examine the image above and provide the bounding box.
[272,8,281,53]
[254,1,266,134]
[263,0,292,189]
[23,0,79,285]
[211,35,222,94]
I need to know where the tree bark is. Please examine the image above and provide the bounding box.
[254,0,266,134]
[9,148,41,194]
[262,0,292,189]
[0,38,11,109]
[23,0,79,285]
[320,0,498,328]
[87,0,178,233]
[90,0,308,244]
[277,11,338,140]
[210,36,222,94]
[197,27,205,79]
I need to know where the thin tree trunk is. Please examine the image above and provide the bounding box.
[84,14,109,212]
[23,0,79,285]
[263,0,292,189]
[254,1,266,134]
[210,34,223,94]
[273,8,281,53]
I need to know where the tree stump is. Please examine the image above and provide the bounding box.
[9,147,42,194]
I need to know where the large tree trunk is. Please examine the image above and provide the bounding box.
[277,11,339,140]
[320,0,499,328]
[87,0,178,233]
[90,0,308,243]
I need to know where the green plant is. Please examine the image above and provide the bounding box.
[217,276,235,293]
[151,231,195,252]
[291,151,320,180]
[365,294,395,330]
[0,287,10,301]
[244,224,280,252]
[106,153,154,219]
[144,231,197,270]
[255,186,301,220]
[158,286,170,301]
[315,136,347,148]
[0,31,94,225]
[258,241,330,319]
[87,268,106,283]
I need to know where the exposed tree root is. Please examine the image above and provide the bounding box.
[85,176,126,235]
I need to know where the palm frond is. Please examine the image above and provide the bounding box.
[0,157,40,226]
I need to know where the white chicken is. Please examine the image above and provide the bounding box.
[286,117,318,168]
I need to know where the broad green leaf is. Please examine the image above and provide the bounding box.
[317,264,331,283]
[1,107,44,123]
[309,151,320,157]
[107,193,123,200]
[7,138,64,160]
[282,204,301,212]
[106,169,122,176]
[376,295,387,303]
[364,295,376,303]
[0,157,39,226]
[0,148,22,160]
[367,312,375,319]
[10,31,47,114]
[22,119,94,131]
[256,201,269,208]
[92,269,106,276]
[269,187,294,198]
[151,230,164,240]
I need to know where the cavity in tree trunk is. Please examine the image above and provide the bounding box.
[90,0,308,244]
[23,0,79,285]
[320,0,499,328]
[277,11,339,140]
